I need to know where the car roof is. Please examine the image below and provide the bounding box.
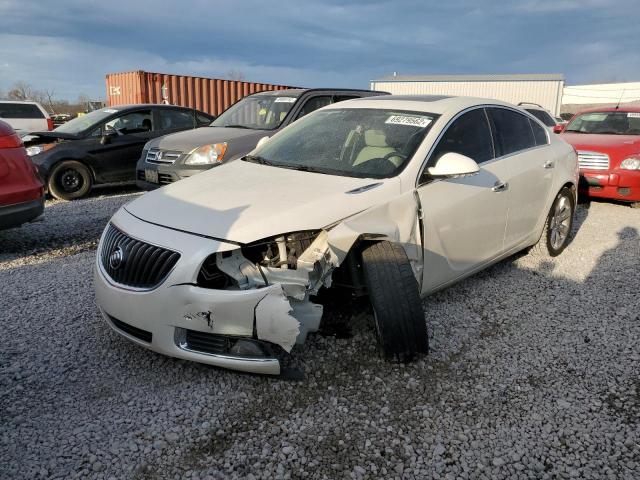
[106,104,209,111]
[573,104,640,114]
[323,95,520,115]
[247,88,386,98]
[0,100,44,105]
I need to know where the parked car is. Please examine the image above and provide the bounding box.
[0,120,45,230]
[24,104,215,200]
[518,102,558,129]
[557,106,640,207]
[136,88,387,189]
[0,101,53,136]
[95,95,577,375]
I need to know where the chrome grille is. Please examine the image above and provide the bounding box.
[145,148,182,164]
[578,150,610,170]
[100,224,180,289]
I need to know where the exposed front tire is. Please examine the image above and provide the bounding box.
[361,241,428,362]
[530,187,575,257]
[48,161,93,200]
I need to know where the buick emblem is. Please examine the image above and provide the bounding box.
[109,246,125,270]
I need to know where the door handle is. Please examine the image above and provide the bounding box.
[492,181,509,192]
[543,160,555,169]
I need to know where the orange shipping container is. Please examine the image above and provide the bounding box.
[105,70,298,116]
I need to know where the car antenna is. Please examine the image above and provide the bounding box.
[615,88,626,110]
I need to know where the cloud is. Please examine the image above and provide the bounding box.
[0,0,639,100]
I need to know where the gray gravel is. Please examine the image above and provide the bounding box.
[1,191,639,480]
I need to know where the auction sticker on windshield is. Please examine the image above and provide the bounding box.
[274,97,296,103]
[385,115,432,128]
[627,113,640,118]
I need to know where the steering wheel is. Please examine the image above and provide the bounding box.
[105,124,123,135]
[384,151,406,164]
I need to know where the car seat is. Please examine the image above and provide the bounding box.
[353,130,398,166]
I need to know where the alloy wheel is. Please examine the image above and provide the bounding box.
[549,195,572,250]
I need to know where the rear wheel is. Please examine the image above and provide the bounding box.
[48,161,93,200]
[361,241,428,362]
[530,187,575,257]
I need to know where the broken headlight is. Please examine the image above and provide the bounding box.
[241,230,322,269]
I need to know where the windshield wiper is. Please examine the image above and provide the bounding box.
[223,124,253,129]
[242,154,276,165]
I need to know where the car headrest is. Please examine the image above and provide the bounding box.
[364,129,388,147]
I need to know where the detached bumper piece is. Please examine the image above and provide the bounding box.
[174,328,281,375]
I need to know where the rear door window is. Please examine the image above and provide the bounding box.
[157,109,194,130]
[488,108,536,156]
[0,103,45,119]
[529,118,548,146]
[430,108,495,165]
[525,108,556,127]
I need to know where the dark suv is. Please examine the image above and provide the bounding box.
[25,105,214,200]
[136,88,387,189]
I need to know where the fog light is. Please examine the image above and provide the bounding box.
[618,187,631,197]
[229,339,265,357]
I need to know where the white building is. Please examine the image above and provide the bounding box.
[370,74,565,115]
[562,82,640,106]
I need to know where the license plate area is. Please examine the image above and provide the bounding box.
[145,169,159,183]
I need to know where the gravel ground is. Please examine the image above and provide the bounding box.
[1,190,639,480]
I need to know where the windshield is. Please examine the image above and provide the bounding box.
[210,95,297,130]
[246,108,437,179]
[54,108,120,134]
[565,111,640,135]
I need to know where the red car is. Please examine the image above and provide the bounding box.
[0,120,45,229]
[557,106,640,207]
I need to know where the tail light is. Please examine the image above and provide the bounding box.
[47,118,54,130]
[0,133,23,149]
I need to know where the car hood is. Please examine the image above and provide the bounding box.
[124,160,399,244]
[148,126,267,153]
[561,133,640,159]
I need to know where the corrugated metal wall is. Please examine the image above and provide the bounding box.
[106,71,297,116]
[370,80,564,115]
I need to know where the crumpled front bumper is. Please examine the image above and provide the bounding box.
[94,208,320,375]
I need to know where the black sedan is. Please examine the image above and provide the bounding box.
[25,104,214,200]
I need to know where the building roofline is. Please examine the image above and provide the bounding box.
[371,73,565,83]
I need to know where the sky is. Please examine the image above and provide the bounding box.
[0,0,639,101]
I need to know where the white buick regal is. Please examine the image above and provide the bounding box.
[95,95,578,375]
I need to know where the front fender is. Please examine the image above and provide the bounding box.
[327,190,423,283]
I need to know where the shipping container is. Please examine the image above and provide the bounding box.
[371,74,565,115]
[106,71,298,116]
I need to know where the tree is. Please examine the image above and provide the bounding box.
[7,81,34,101]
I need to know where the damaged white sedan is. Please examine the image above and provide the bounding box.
[94,95,578,375]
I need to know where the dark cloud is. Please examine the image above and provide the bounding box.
[0,0,638,100]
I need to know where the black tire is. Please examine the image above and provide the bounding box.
[48,160,93,200]
[361,241,428,362]
[530,187,575,258]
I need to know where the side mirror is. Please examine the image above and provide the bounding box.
[100,131,117,145]
[553,124,564,134]
[427,152,480,178]
[256,136,270,149]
